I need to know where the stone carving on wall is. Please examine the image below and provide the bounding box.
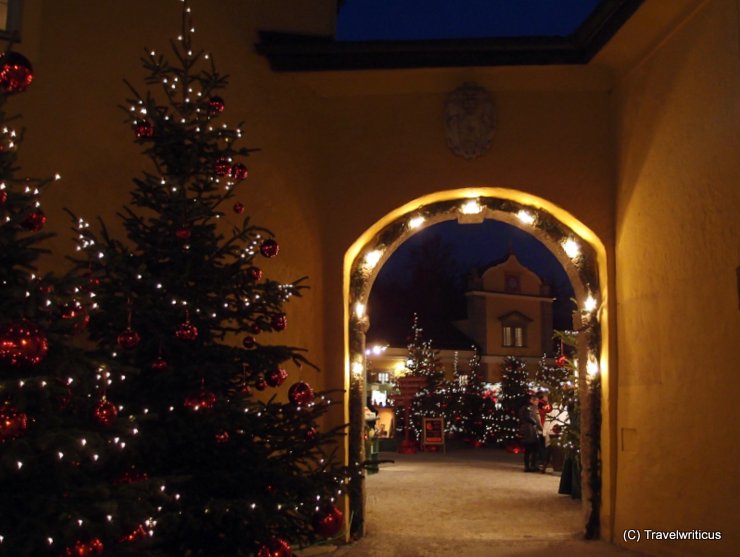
[444,83,495,160]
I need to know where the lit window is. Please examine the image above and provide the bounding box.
[377,372,389,384]
[514,327,524,347]
[503,326,513,347]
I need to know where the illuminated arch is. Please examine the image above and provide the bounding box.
[343,187,610,538]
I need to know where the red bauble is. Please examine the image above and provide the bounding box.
[64,538,104,556]
[120,524,148,543]
[288,382,314,405]
[175,321,198,342]
[0,404,28,441]
[233,202,245,214]
[255,376,267,391]
[0,190,7,204]
[0,320,48,366]
[94,399,118,427]
[271,313,287,331]
[250,323,262,335]
[134,119,154,139]
[0,51,34,94]
[260,238,279,258]
[312,505,344,538]
[23,210,46,231]
[257,538,292,557]
[248,266,263,281]
[208,96,225,112]
[150,357,168,371]
[184,388,217,411]
[266,367,288,388]
[305,427,318,441]
[117,328,141,349]
[61,302,89,333]
[175,228,192,240]
[214,157,231,176]
[230,163,248,181]
[215,431,230,443]
[242,335,256,349]
[556,354,568,368]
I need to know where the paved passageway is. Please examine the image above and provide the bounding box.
[330,448,640,557]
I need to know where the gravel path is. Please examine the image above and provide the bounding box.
[326,447,641,557]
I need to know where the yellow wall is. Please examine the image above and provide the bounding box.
[614,1,740,555]
[12,0,739,554]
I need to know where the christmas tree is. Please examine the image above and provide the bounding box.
[401,314,446,442]
[449,347,496,447]
[0,48,133,556]
[68,4,348,555]
[495,355,529,447]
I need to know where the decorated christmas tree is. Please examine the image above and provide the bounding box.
[450,347,496,447]
[67,4,348,555]
[495,355,529,447]
[0,48,133,556]
[401,314,446,442]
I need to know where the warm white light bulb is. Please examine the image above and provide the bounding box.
[516,210,535,225]
[461,199,483,215]
[408,215,425,229]
[364,250,382,269]
[563,238,580,259]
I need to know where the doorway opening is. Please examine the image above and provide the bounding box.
[343,188,610,540]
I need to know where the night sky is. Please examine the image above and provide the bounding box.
[367,220,575,350]
[337,0,603,41]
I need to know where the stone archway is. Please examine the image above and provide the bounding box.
[343,187,610,540]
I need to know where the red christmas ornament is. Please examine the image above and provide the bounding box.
[233,202,245,214]
[208,96,225,112]
[184,388,217,411]
[248,266,263,281]
[556,354,568,368]
[214,157,231,176]
[260,238,279,258]
[61,302,89,333]
[114,469,149,484]
[241,384,252,396]
[38,283,54,295]
[250,323,262,335]
[230,163,248,181]
[0,404,28,441]
[266,367,288,388]
[94,398,118,427]
[150,357,168,371]
[176,321,198,342]
[242,335,256,349]
[120,524,148,543]
[0,51,34,94]
[305,427,318,441]
[134,119,154,139]
[312,504,344,538]
[255,376,267,391]
[0,320,48,366]
[215,431,230,443]
[64,538,104,556]
[288,382,314,405]
[175,228,192,240]
[0,190,7,204]
[117,328,141,349]
[271,313,287,331]
[257,538,292,557]
[23,209,46,231]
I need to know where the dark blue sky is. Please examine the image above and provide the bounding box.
[367,220,575,348]
[337,0,603,41]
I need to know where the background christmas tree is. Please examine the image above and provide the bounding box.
[0,48,137,557]
[68,4,348,555]
[400,314,446,442]
[448,347,496,447]
[495,355,529,448]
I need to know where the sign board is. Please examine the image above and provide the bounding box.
[422,417,445,453]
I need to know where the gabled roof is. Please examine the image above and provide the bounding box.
[497,310,533,322]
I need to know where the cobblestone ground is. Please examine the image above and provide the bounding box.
[305,447,642,557]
